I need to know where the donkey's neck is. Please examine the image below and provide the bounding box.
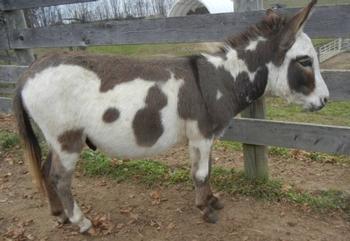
[196,47,268,135]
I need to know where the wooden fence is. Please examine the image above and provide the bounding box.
[0,0,350,180]
[319,38,350,62]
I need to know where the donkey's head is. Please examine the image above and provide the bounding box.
[265,0,329,111]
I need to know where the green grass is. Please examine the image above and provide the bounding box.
[87,43,205,57]
[34,43,206,59]
[269,146,290,157]
[214,140,242,152]
[312,38,333,48]
[82,150,186,185]
[0,130,19,150]
[266,97,350,126]
[81,150,350,213]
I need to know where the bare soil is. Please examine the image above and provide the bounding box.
[321,52,350,69]
[1,114,350,241]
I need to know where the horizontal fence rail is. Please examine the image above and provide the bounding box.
[0,65,27,83]
[1,5,349,50]
[0,96,11,113]
[224,118,350,155]
[0,0,96,11]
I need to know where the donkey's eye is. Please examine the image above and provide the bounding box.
[296,56,313,67]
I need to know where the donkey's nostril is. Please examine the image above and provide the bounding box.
[323,97,328,105]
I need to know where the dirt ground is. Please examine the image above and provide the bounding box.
[321,52,350,69]
[1,113,350,241]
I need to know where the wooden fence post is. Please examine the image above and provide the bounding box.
[235,0,268,180]
[234,0,264,12]
[4,10,34,65]
[241,98,269,180]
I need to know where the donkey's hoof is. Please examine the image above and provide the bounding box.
[79,218,93,234]
[209,196,224,210]
[56,213,70,224]
[202,209,218,224]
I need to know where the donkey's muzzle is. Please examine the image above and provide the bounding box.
[308,97,328,112]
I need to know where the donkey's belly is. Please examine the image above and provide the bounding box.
[87,119,185,158]
[85,104,186,158]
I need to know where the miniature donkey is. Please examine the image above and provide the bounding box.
[14,0,328,233]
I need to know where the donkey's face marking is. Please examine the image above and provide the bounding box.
[288,57,315,95]
[133,85,168,147]
[103,107,120,123]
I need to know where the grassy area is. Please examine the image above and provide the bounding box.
[33,43,207,60]
[215,140,350,166]
[88,43,205,57]
[81,149,350,213]
[214,140,242,152]
[312,38,333,48]
[1,118,348,213]
[0,130,19,150]
[266,97,350,126]
[33,39,330,60]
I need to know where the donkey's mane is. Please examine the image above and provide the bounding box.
[219,12,288,52]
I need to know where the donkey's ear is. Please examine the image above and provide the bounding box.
[289,0,317,33]
[264,8,280,26]
[280,0,317,50]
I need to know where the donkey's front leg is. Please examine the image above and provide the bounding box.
[189,139,224,223]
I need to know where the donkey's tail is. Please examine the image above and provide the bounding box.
[13,89,45,194]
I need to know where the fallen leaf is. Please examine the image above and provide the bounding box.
[90,213,115,236]
[116,223,125,230]
[166,222,176,230]
[150,191,161,205]
[120,207,133,214]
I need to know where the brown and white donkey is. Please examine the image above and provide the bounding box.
[14,0,328,233]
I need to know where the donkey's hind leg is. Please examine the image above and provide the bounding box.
[189,139,224,223]
[42,151,68,224]
[45,148,92,233]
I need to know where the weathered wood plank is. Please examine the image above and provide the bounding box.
[223,118,350,155]
[322,70,350,101]
[0,86,15,94]
[4,10,35,65]
[0,54,17,64]
[0,29,9,50]
[2,5,349,50]
[0,97,12,113]
[0,0,96,11]
[0,65,27,83]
